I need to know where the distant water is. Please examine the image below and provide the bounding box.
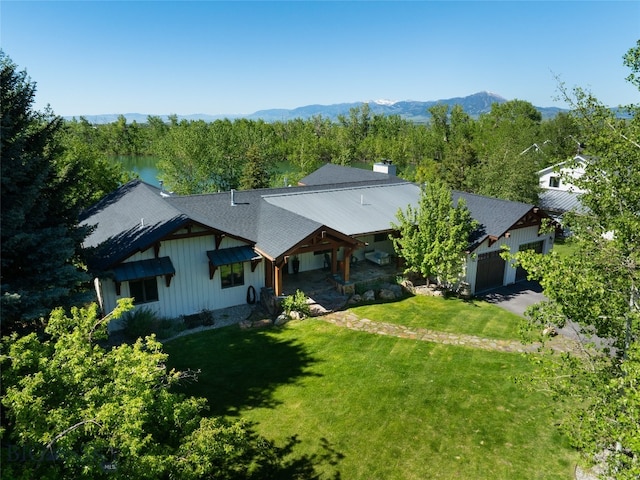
[114,157,383,191]
[115,156,162,187]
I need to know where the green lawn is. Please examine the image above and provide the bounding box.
[166,306,577,479]
[552,237,579,259]
[349,295,524,340]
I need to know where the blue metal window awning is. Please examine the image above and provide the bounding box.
[207,246,261,266]
[113,257,175,282]
[207,246,262,279]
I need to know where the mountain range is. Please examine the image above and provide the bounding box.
[66,91,566,124]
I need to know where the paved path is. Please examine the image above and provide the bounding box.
[481,280,546,317]
[321,309,577,353]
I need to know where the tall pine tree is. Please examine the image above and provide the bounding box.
[1,51,89,332]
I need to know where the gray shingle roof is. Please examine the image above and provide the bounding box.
[453,191,536,246]
[80,180,190,269]
[81,171,544,270]
[165,188,325,259]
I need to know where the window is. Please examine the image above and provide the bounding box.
[220,262,244,289]
[129,278,159,304]
[519,241,544,253]
[548,176,560,188]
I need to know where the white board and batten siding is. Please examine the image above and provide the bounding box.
[98,234,264,326]
[464,225,554,294]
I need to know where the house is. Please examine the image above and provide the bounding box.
[537,155,589,220]
[80,164,554,327]
[538,157,587,193]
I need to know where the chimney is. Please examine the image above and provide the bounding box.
[373,159,397,176]
[230,189,236,206]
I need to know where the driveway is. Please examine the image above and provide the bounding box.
[480,280,546,317]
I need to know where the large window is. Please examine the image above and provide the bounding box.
[129,278,159,304]
[220,262,245,289]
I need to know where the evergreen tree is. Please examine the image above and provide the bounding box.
[239,144,272,190]
[1,51,89,332]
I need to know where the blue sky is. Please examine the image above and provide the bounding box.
[2,1,638,116]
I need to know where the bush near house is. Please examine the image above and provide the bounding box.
[281,290,311,318]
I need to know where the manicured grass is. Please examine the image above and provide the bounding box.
[349,295,524,341]
[552,237,579,259]
[165,319,577,479]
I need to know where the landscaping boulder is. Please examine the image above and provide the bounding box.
[387,284,403,297]
[378,288,397,301]
[274,313,289,326]
[362,289,376,302]
[348,294,363,305]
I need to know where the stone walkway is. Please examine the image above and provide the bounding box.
[161,302,579,355]
[321,310,578,353]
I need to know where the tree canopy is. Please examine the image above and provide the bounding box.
[1,300,335,479]
[1,51,90,331]
[391,180,478,289]
[76,97,583,205]
[511,41,640,478]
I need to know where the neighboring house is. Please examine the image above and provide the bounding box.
[537,154,589,223]
[537,154,588,193]
[81,163,554,326]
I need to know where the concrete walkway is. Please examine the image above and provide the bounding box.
[321,309,577,353]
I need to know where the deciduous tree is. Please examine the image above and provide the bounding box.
[471,100,543,203]
[392,180,478,289]
[1,300,335,479]
[511,42,640,478]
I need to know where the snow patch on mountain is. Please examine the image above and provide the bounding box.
[372,99,397,106]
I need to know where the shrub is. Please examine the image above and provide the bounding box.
[122,307,159,339]
[182,310,215,329]
[281,290,311,317]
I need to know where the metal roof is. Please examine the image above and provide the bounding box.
[262,182,422,236]
[538,189,585,214]
[207,246,262,266]
[112,256,175,282]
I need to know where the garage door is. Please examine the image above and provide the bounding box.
[515,241,544,281]
[475,250,506,292]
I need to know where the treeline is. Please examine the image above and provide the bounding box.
[64,100,583,203]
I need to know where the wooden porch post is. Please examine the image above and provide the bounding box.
[265,259,274,288]
[343,250,352,282]
[274,265,283,296]
[331,248,338,274]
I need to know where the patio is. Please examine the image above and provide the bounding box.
[281,258,403,312]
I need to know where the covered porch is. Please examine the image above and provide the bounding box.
[281,257,403,312]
